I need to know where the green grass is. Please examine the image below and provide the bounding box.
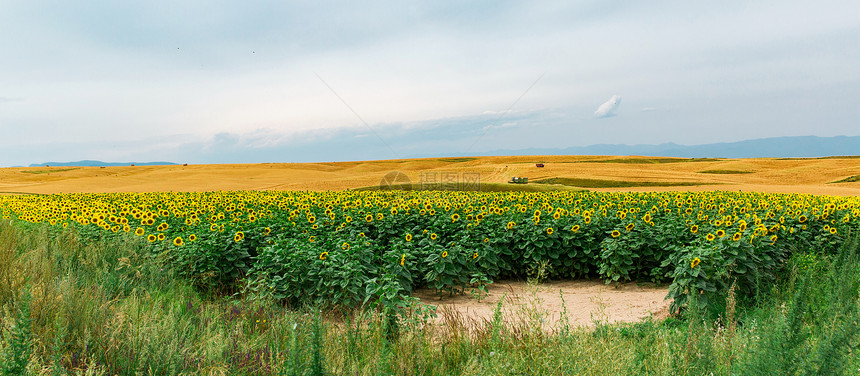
[830,175,860,183]
[1,221,858,375]
[698,170,753,174]
[533,177,710,188]
[19,168,79,174]
[354,182,585,192]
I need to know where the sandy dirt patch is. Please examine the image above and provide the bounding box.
[414,280,671,330]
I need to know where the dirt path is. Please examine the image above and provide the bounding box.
[414,280,671,330]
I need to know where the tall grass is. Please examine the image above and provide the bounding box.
[1,220,858,375]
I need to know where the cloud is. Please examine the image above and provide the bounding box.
[640,107,656,112]
[594,95,622,118]
[0,97,22,103]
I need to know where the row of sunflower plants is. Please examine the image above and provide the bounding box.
[1,189,858,313]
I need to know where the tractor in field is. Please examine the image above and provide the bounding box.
[535,163,545,167]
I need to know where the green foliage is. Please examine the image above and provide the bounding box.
[1,287,33,376]
[0,218,858,374]
[830,174,860,183]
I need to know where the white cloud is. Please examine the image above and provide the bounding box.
[594,95,622,118]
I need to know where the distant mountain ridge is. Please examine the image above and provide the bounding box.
[476,135,860,159]
[29,160,177,167]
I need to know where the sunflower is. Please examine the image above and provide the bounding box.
[309,236,316,243]
[189,234,197,242]
[770,235,778,243]
[135,227,145,236]
[706,233,716,241]
[611,230,621,238]
[442,251,448,258]
[798,215,807,223]
[483,237,489,243]
[365,214,373,222]
[319,252,328,260]
[400,253,405,266]
[830,227,837,235]
[451,213,460,222]
[342,242,350,250]
[507,221,516,230]
[571,224,580,232]
[263,227,271,236]
[472,252,479,259]
[430,233,438,240]
[690,257,701,268]
[625,223,635,232]
[376,213,383,221]
[584,216,592,224]
[716,229,726,238]
[553,212,561,220]
[157,233,165,241]
[732,232,742,241]
[546,227,554,235]
[147,234,157,242]
[173,237,184,246]
[405,234,412,242]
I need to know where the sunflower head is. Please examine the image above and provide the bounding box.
[690,257,701,269]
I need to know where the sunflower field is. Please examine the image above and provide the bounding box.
[1,190,858,312]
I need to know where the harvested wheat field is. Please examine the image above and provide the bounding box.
[2,155,859,196]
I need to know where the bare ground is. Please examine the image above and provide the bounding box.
[414,280,671,330]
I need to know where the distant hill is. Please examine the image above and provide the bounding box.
[29,160,177,167]
[476,135,860,159]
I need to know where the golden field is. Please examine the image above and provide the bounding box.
[1,155,858,195]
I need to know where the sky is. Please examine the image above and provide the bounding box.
[1,1,859,166]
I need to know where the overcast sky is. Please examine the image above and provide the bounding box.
[1,1,858,166]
